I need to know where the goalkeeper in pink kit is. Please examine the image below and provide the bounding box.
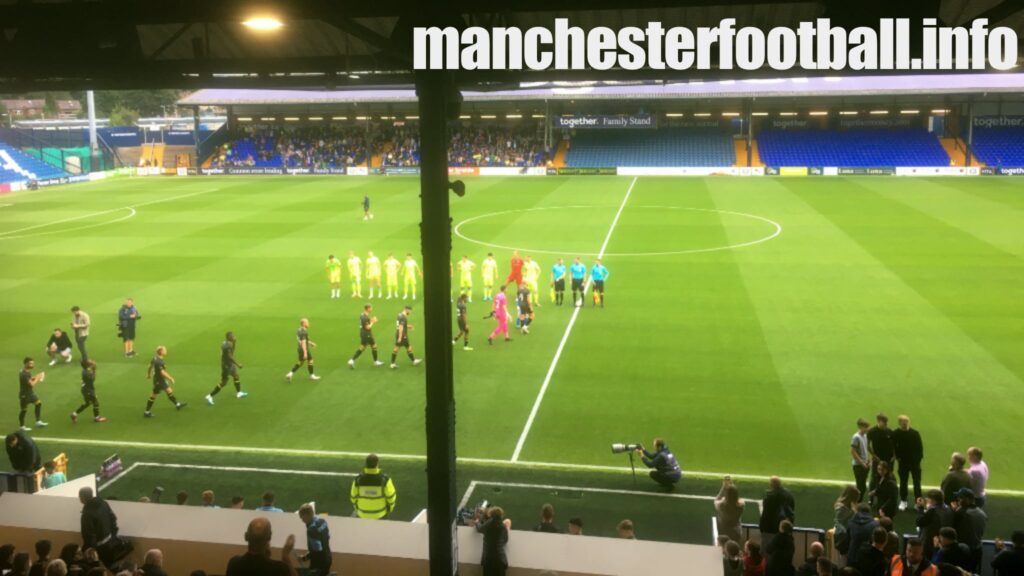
[487,285,512,345]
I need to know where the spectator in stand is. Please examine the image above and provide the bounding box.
[889,537,934,576]
[940,453,971,506]
[6,430,41,473]
[57,544,82,574]
[298,504,331,576]
[796,542,824,576]
[816,558,834,576]
[744,541,766,576]
[870,460,899,519]
[44,560,67,576]
[716,476,746,544]
[225,517,296,576]
[28,540,51,576]
[867,414,895,492]
[1,545,16,573]
[79,486,122,568]
[854,527,890,576]
[11,553,30,576]
[916,489,954,560]
[966,447,988,508]
[950,488,986,573]
[139,550,167,576]
[724,540,745,576]
[257,491,283,513]
[934,527,971,571]
[176,491,189,506]
[70,306,91,362]
[992,531,1024,576]
[617,519,636,539]
[833,485,860,560]
[765,519,796,576]
[533,503,560,533]
[231,495,245,509]
[567,517,584,535]
[850,418,871,501]
[847,503,880,567]
[474,506,511,576]
[758,476,795,549]
[878,516,900,559]
[201,490,218,508]
[893,415,924,511]
[42,461,66,488]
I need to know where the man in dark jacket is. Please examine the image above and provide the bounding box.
[951,488,986,573]
[916,489,954,559]
[934,527,971,571]
[867,413,895,491]
[893,415,924,511]
[79,486,121,568]
[871,461,900,519]
[765,520,796,576]
[637,438,682,491]
[796,542,825,576]
[855,527,891,576]
[991,531,1024,576]
[759,476,795,548]
[847,503,880,567]
[5,431,40,473]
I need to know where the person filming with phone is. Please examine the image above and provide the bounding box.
[636,438,682,491]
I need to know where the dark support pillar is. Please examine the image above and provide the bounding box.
[416,69,459,576]
[745,99,753,168]
[192,106,201,169]
[966,97,974,168]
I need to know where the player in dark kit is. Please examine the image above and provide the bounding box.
[17,357,47,431]
[286,318,321,382]
[71,359,106,423]
[144,346,186,417]
[206,332,248,405]
[452,294,473,351]
[348,304,385,369]
[390,306,423,369]
[516,284,534,335]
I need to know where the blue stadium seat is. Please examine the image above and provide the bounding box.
[0,142,70,180]
[758,129,950,167]
[971,128,1024,167]
[565,128,735,167]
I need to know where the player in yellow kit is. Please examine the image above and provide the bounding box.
[403,253,422,300]
[347,251,363,298]
[523,255,542,307]
[457,255,476,302]
[384,253,401,299]
[365,251,382,299]
[326,254,343,299]
[481,252,498,301]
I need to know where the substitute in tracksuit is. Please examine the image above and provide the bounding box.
[350,453,397,519]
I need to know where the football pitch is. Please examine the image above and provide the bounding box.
[2,174,1023,538]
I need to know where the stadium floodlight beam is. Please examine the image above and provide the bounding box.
[693,112,711,117]
[900,110,920,114]
[809,111,828,116]
[931,109,951,114]
[721,112,740,117]
[665,113,684,117]
[778,112,797,116]
[839,111,858,115]
[870,110,889,115]
[751,112,768,117]
[242,16,284,31]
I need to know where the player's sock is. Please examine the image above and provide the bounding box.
[209,385,222,397]
[371,349,379,361]
[352,349,363,360]
[146,399,155,412]
[390,353,397,364]
[18,409,26,427]
[168,394,180,405]
[75,404,88,415]
[234,380,241,393]
[35,404,42,421]
[407,352,416,362]
[307,364,315,375]
[290,363,301,373]
[93,404,101,418]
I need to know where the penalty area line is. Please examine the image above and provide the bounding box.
[510,176,637,463]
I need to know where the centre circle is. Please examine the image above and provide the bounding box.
[453,205,782,257]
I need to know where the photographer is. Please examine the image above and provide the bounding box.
[636,438,681,491]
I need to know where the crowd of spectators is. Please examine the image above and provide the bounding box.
[378,123,549,167]
[210,125,369,169]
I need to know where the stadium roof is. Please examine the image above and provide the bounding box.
[1,0,1022,91]
[179,73,1024,107]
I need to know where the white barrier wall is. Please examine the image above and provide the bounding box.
[0,492,721,575]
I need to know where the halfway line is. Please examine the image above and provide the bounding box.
[510,176,638,462]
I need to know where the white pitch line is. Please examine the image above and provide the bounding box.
[458,480,480,511]
[510,176,638,463]
[474,480,717,502]
[30,437,1024,497]
[131,461,357,478]
[98,462,141,492]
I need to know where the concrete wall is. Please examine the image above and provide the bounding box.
[0,492,721,575]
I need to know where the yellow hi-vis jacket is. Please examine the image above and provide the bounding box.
[350,467,397,519]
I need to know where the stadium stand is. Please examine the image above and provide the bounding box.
[970,127,1024,167]
[758,128,951,167]
[210,125,369,168]
[564,128,736,167]
[0,142,69,182]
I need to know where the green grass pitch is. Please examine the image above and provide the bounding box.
[1,174,1023,539]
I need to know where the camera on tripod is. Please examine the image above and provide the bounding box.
[611,443,641,454]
